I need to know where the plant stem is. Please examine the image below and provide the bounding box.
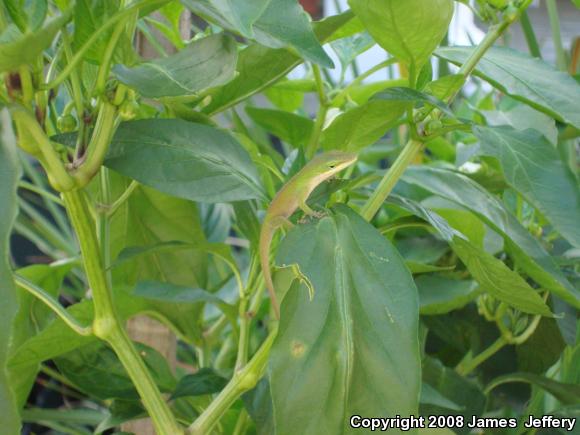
[305,64,328,158]
[519,11,542,58]
[72,102,118,187]
[360,139,423,221]
[11,107,76,191]
[14,274,92,336]
[188,329,277,435]
[360,6,530,221]
[545,0,567,71]
[62,188,183,435]
[456,336,508,376]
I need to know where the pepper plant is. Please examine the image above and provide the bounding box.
[1,0,579,434]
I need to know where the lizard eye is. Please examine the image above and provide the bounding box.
[328,164,336,169]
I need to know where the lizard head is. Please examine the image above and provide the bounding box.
[310,150,358,179]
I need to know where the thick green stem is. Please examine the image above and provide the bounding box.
[545,0,567,71]
[11,107,76,191]
[360,139,423,221]
[72,102,118,187]
[188,329,278,435]
[456,336,508,376]
[62,189,183,435]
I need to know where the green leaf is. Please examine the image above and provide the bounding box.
[321,100,406,151]
[0,109,22,434]
[474,126,580,249]
[372,87,454,117]
[0,12,70,72]
[55,341,176,400]
[4,0,28,32]
[171,368,228,399]
[422,356,486,433]
[481,104,558,145]
[251,0,333,67]
[402,167,580,309]
[208,0,269,37]
[105,119,264,203]
[246,107,314,148]
[389,195,552,316]
[202,11,355,115]
[348,0,453,69]
[417,275,480,315]
[133,280,237,320]
[108,181,212,343]
[182,0,331,67]
[436,46,580,129]
[517,318,566,374]
[330,31,374,71]
[486,373,580,405]
[420,383,463,411]
[72,0,134,64]
[7,301,96,387]
[113,34,238,98]
[95,400,145,434]
[270,206,420,434]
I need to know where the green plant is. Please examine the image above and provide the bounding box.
[1,0,579,434]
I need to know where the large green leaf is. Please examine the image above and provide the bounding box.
[202,11,355,114]
[0,12,70,72]
[208,0,269,37]
[270,206,420,434]
[348,0,453,69]
[474,126,580,248]
[320,100,406,151]
[105,119,264,203]
[389,195,552,316]
[184,0,331,67]
[402,167,580,309]
[417,275,480,315]
[0,109,21,433]
[72,0,134,64]
[109,182,211,343]
[250,0,333,67]
[436,46,580,129]
[246,107,314,148]
[113,34,238,98]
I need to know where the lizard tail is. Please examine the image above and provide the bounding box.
[259,223,281,320]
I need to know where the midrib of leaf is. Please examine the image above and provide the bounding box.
[335,246,354,425]
[387,1,413,64]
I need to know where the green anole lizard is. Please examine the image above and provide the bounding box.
[259,151,358,319]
